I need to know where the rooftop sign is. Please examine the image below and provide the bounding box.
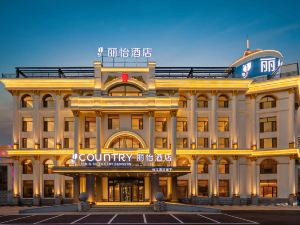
[97,47,152,58]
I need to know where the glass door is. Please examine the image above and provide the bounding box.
[121,185,132,202]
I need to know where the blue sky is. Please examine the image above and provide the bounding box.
[0,0,300,144]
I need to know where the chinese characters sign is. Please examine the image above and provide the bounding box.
[97,47,152,58]
[72,153,172,167]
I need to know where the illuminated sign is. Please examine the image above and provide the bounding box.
[97,47,152,58]
[72,153,172,167]
[235,56,282,78]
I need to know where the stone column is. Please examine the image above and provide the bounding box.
[55,92,61,149]
[289,155,296,196]
[12,91,19,148]
[13,158,20,204]
[231,91,238,147]
[288,89,296,148]
[167,176,172,200]
[171,176,177,202]
[190,91,197,146]
[191,156,197,196]
[86,175,95,203]
[211,156,218,204]
[33,91,40,148]
[150,174,159,202]
[95,176,102,202]
[33,156,40,205]
[73,110,80,157]
[95,111,102,154]
[102,177,108,201]
[170,110,177,166]
[211,91,217,147]
[250,95,257,149]
[250,157,258,204]
[232,156,240,204]
[144,176,150,201]
[73,175,80,203]
[54,157,62,204]
[149,111,155,157]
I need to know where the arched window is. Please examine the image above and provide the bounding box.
[259,96,276,109]
[21,95,33,108]
[109,135,142,149]
[197,95,208,108]
[43,159,54,174]
[22,159,33,174]
[260,159,277,174]
[108,84,142,96]
[179,95,188,108]
[198,158,209,173]
[218,95,229,108]
[63,95,71,108]
[65,159,75,167]
[42,94,55,108]
[177,157,190,166]
[219,159,229,174]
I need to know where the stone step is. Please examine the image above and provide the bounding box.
[89,205,154,212]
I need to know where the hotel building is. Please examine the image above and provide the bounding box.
[0,52,300,206]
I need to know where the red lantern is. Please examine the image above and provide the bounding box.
[121,73,128,82]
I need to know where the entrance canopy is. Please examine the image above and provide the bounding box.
[52,166,190,177]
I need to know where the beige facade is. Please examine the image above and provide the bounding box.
[1,61,300,205]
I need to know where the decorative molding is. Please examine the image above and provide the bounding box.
[95,110,103,117]
[288,88,296,94]
[211,155,217,160]
[170,110,178,117]
[148,111,155,117]
[132,76,146,84]
[289,154,298,160]
[232,155,238,160]
[104,76,117,84]
[72,110,80,117]
[250,157,257,162]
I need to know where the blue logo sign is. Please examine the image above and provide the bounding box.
[234,57,282,78]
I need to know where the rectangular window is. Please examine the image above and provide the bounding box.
[64,118,74,132]
[23,180,33,198]
[131,114,143,130]
[197,117,208,132]
[155,137,167,149]
[43,138,54,149]
[176,138,188,149]
[198,180,209,197]
[176,180,188,199]
[44,180,54,198]
[177,117,188,132]
[259,117,277,133]
[108,114,119,130]
[219,180,229,197]
[260,180,277,197]
[218,117,229,132]
[63,138,73,149]
[197,137,209,148]
[22,117,33,132]
[0,166,7,191]
[65,180,73,198]
[84,138,96,149]
[43,117,54,132]
[85,117,96,132]
[22,138,34,149]
[155,117,167,132]
[218,137,230,148]
[260,138,277,148]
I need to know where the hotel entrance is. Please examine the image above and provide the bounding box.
[108,178,144,202]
